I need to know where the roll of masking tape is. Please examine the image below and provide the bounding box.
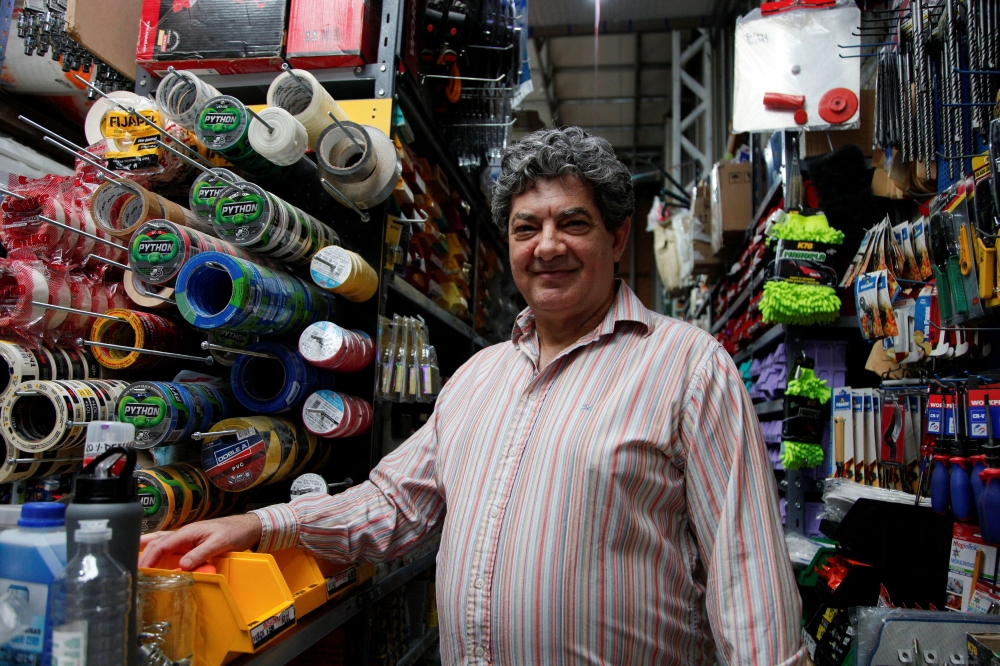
[266,69,347,150]
[123,271,175,310]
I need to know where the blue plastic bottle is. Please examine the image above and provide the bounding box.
[0,503,68,666]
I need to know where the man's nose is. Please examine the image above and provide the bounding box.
[535,224,565,261]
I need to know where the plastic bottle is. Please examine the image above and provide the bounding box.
[68,432,141,666]
[49,519,132,666]
[0,502,67,666]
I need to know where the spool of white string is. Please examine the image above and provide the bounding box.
[155,70,222,130]
[266,68,348,150]
[248,107,309,166]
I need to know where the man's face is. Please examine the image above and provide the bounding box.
[507,175,630,317]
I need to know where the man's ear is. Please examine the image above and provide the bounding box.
[612,217,631,262]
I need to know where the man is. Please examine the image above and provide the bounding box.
[141,127,805,665]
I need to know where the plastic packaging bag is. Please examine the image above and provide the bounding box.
[733,2,861,133]
[820,477,930,523]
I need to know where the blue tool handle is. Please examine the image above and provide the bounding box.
[931,456,951,514]
[972,457,987,515]
[951,458,975,522]
[980,471,1000,545]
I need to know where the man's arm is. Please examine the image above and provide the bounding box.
[679,346,805,666]
[140,390,447,570]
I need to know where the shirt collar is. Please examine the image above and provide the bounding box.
[511,279,654,347]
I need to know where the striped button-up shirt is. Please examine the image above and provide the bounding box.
[253,282,804,665]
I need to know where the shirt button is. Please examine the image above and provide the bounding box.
[526,393,536,400]
[475,647,485,657]
[489,508,499,518]
[475,578,485,589]
[508,447,517,457]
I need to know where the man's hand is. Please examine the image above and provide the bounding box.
[139,513,263,570]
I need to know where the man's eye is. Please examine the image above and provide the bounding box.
[514,226,535,234]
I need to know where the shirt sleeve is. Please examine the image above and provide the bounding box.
[251,392,447,561]
[679,346,806,666]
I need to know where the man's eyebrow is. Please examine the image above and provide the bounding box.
[556,207,592,220]
[512,211,538,221]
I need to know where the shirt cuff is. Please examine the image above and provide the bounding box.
[775,646,808,666]
[250,503,300,552]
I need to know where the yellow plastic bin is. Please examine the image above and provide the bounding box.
[141,552,296,666]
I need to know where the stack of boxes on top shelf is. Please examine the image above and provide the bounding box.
[393,115,474,322]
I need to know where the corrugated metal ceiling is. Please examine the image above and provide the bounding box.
[529,0,715,27]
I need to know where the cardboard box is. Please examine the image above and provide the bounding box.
[711,162,752,252]
[690,184,711,226]
[805,89,876,158]
[947,523,998,612]
[968,633,1000,666]
[286,0,378,69]
[136,0,287,76]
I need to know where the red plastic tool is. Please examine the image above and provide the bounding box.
[818,88,859,124]
[763,92,805,111]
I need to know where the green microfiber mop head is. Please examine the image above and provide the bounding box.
[785,368,832,404]
[769,212,845,245]
[781,440,826,470]
[759,281,841,325]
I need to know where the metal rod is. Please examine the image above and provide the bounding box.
[310,334,325,344]
[942,102,995,107]
[32,302,125,321]
[72,74,176,139]
[838,42,898,48]
[143,292,176,304]
[445,119,518,127]
[954,68,1000,75]
[14,390,41,396]
[395,209,429,224]
[305,407,335,422]
[152,140,244,191]
[281,62,314,95]
[319,178,371,222]
[0,187,27,200]
[200,341,278,359]
[41,137,123,183]
[246,106,274,134]
[78,338,214,365]
[37,215,122,249]
[327,111,365,154]
[18,116,103,163]
[936,152,988,160]
[328,477,354,488]
[86,254,128,271]
[191,429,239,440]
[420,73,506,83]
[6,454,76,465]
[467,43,515,51]
[839,53,881,58]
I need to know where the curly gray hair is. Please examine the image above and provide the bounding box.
[491,126,636,235]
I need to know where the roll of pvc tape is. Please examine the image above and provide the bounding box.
[136,467,178,534]
[117,381,191,449]
[176,252,336,334]
[298,321,374,372]
[89,309,182,371]
[201,416,313,492]
[248,107,308,167]
[123,271,175,310]
[206,329,258,366]
[0,262,48,333]
[195,96,287,180]
[290,472,328,497]
[310,245,379,302]
[189,168,241,222]
[230,341,334,413]
[266,69,347,150]
[302,390,373,438]
[155,70,222,131]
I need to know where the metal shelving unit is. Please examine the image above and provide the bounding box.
[389,275,491,349]
[710,269,765,335]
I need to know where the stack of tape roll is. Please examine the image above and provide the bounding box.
[230,341,335,413]
[136,462,243,534]
[200,416,329,492]
[205,329,258,367]
[316,121,401,209]
[154,70,222,131]
[247,107,308,167]
[194,96,287,180]
[0,441,82,484]
[89,179,214,241]
[310,245,379,302]
[122,271,174,310]
[188,168,242,223]
[0,261,70,333]
[266,68,347,150]
[2,378,129,452]
[175,252,337,335]
[302,390,373,438]
[128,219,278,288]
[116,380,232,449]
[88,309,182,371]
[92,281,129,316]
[0,341,101,405]
[298,322,374,372]
[210,182,340,266]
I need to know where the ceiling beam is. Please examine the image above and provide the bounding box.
[559,96,670,105]
[529,16,713,38]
